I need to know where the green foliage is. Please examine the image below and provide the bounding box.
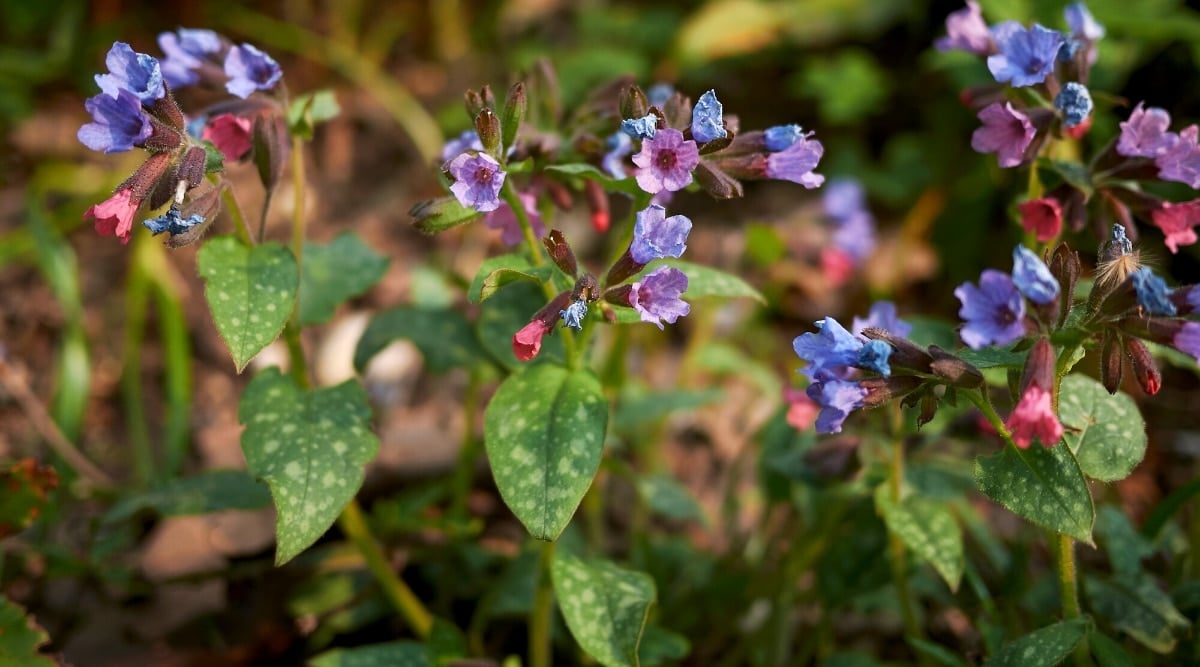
[102,470,270,523]
[354,305,484,374]
[983,618,1090,667]
[288,89,341,140]
[483,363,608,540]
[974,443,1095,543]
[1057,374,1147,483]
[0,596,54,667]
[239,368,380,564]
[298,232,389,325]
[309,641,431,667]
[661,259,766,304]
[552,550,656,667]
[875,485,963,590]
[467,253,561,304]
[197,237,298,372]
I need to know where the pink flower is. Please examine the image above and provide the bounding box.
[1151,199,1200,253]
[784,387,819,430]
[631,128,699,194]
[820,247,856,288]
[512,320,551,362]
[1005,385,1063,448]
[971,102,1035,168]
[202,113,253,161]
[1017,197,1063,242]
[84,187,139,244]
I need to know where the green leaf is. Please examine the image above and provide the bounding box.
[661,259,765,304]
[637,625,690,666]
[298,232,389,326]
[354,305,483,374]
[0,595,55,667]
[613,387,722,432]
[201,140,225,173]
[197,237,298,372]
[1084,574,1189,653]
[1087,631,1134,667]
[239,368,379,565]
[551,551,656,667]
[983,618,1089,667]
[287,89,341,140]
[637,474,705,523]
[1057,374,1147,482]
[425,618,467,665]
[0,460,57,539]
[908,638,969,667]
[484,363,607,540]
[875,486,963,591]
[411,196,480,234]
[1095,506,1154,576]
[544,163,642,196]
[103,470,270,524]
[309,641,431,667]
[956,345,1026,369]
[974,443,1095,542]
[467,253,561,305]
[477,282,564,369]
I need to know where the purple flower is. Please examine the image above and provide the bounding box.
[987,23,1064,87]
[143,207,205,236]
[224,44,282,99]
[1131,268,1177,316]
[764,124,804,152]
[691,89,727,143]
[793,316,891,377]
[158,28,222,88]
[629,266,690,329]
[560,299,588,330]
[1118,103,1175,158]
[1054,82,1092,128]
[447,152,505,212]
[631,128,699,194]
[955,269,1026,349]
[823,179,868,223]
[971,102,1035,168]
[484,190,543,246]
[1012,245,1059,305]
[1157,125,1200,189]
[95,42,164,104]
[602,131,633,178]
[441,130,483,163]
[77,89,152,153]
[1173,322,1200,363]
[852,301,912,338]
[1065,3,1105,41]
[630,204,692,264]
[831,213,876,263]
[621,114,658,141]
[935,1,993,55]
[765,133,824,188]
[807,371,867,434]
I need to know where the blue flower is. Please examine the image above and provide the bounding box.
[987,23,1065,88]
[646,83,674,107]
[95,42,165,105]
[763,125,803,152]
[856,340,892,377]
[629,266,690,329]
[955,269,1026,349]
[1011,245,1060,305]
[224,43,282,99]
[852,301,912,339]
[441,130,483,163]
[559,298,588,330]
[447,151,505,212]
[806,370,868,434]
[822,179,868,224]
[691,89,727,144]
[793,317,891,378]
[143,207,205,236]
[765,133,824,188]
[831,212,876,263]
[1132,268,1177,316]
[602,131,633,179]
[620,114,658,141]
[1054,82,1093,128]
[1064,2,1104,41]
[158,28,222,89]
[77,89,152,153]
[629,204,692,264]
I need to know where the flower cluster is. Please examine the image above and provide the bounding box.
[78,33,286,246]
[955,245,1060,349]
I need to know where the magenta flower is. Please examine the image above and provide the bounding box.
[224,44,282,98]
[484,191,543,246]
[447,152,506,212]
[513,320,552,362]
[84,187,139,244]
[1157,125,1200,189]
[765,133,824,188]
[1117,103,1175,158]
[631,128,699,194]
[1151,199,1200,254]
[1005,385,1063,448]
[629,266,690,329]
[935,1,993,55]
[971,102,1035,168]
[1017,197,1063,242]
[202,114,253,161]
[955,269,1026,349]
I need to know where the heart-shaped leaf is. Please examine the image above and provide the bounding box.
[552,551,656,667]
[298,232,389,325]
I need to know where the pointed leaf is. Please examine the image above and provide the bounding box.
[197,237,298,372]
[0,596,55,667]
[875,486,963,591]
[484,363,607,540]
[984,618,1089,667]
[637,473,705,523]
[354,305,483,374]
[239,368,379,564]
[287,89,341,140]
[1087,631,1134,667]
[468,254,532,304]
[103,470,270,523]
[551,551,656,667]
[1057,374,1147,482]
[476,282,564,369]
[299,232,389,325]
[1084,574,1190,654]
[309,641,431,667]
[544,163,642,196]
[661,259,765,304]
[974,443,1095,542]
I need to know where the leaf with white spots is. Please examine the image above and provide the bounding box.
[102,470,270,524]
[239,368,379,565]
[874,485,963,591]
[551,551,656,667]
[298,232,390,326]
[983,618,1089,667]
[1084,573,1190,654]
[484,363,607,541]
[308,640,431,667]
[1057,374,1147,482]
[198,237,298,372]
[974,442,1094,543]
[354,305,485,374]
[660,259,765,304]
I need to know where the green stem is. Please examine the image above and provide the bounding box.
[530,539,557,667]
[217,180,255,246]
[450,372,482,521]
[886,405,926,659]
[123,236,155,484]
[337,499,434,638]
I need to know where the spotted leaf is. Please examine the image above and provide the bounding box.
[975,442,1095,543]
[239,368,379,565]
[483,363,608,541]
[875,485,963,591]
[983,617,1089,667]
[551,551,656,667]
[298,232,389,326]
[1057,374,1147,482]
[197,237,298,372]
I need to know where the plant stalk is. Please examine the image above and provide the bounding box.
[530,539,557,667]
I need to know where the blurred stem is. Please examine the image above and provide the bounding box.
[530,539,557,667]
[215,177,255,246]
[283,136,312,389]
[886,403,926,660]
[338,499,433,638]
[967,388,1015,447]
[146,244,193,478]
[123,236,155,484]
[450,371,482,522]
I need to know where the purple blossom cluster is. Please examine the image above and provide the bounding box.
[955,246,1060,349]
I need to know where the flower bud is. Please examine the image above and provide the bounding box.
[475,108,502,160]
[542,229,578,278]
[1101,328,1124,394]
[1018,337,1056,395]
[480,84,496,111]
[501,82,526,151]
[603,284,632,307]
[918,390,939,429]
[1124,338,1161,395]
[121,151,173,204]
[144,117,184,153]
[584,179,609,232]
[252,113,289,192]
[661,91,691,130]
[1048,243,1080,327]
[464,89,485,119]
[927,345,984,388]
[860,328,933,374]
[150,85,186,131]
[693,161,743,199]
[860,376,923,409]
[178,146,208,190]
[620,84,649,119]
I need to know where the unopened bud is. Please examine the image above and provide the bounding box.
[480,85,496,113]
[150,85,186,131]
[144,117,184,153]
[1101,329,1124,394]
[542,229,578,277]
[501,82,527,151]
[699,133,733,155]
[584,179,609,232]
[252,113,289,191]
[861,328,933,373]
[1018,337,1056,394]
[1048,243,1080,327]
[918,390,939,429]
[1124,338,1161,395]
[464,89,485,119]
[661,91,691,130]
[475,108,502,160]
[693,161,743,199]
[178,146,208,189]
[122,152,173,204]
[544,179,574,210]
[860,376,922,409]
[620,84,649,119]
[928,346,984,388]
